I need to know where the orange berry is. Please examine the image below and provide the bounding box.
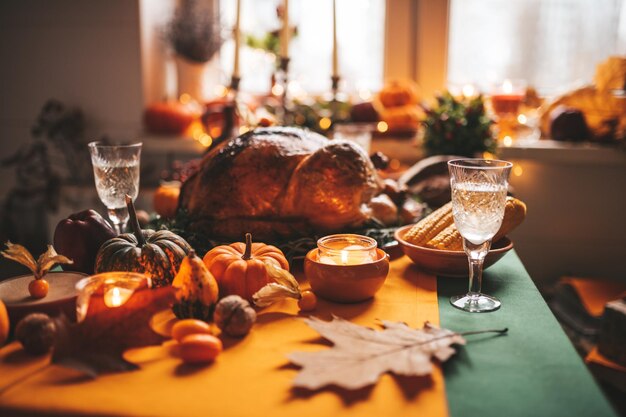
[28,279,49,299]
[172,319,213,342]
[298,291,317,312]
[179,334,223,364]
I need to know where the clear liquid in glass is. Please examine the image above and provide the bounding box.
[92,161,140,209]
[451,182,507,245]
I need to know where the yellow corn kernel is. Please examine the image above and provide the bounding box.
[404,202,453,245]
[493,197,527,242]
[426,223,463,250]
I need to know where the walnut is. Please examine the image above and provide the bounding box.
[214,295,256,337]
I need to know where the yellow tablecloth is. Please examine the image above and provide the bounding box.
[0,257,447,417]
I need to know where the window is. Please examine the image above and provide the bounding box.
[447,0,626,95]
[219,0,385,95]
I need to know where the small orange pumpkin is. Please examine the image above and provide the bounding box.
[153,182,181,219]
[378,79,421,108]
[203,233,289,301]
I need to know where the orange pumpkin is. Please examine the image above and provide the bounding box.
[203,233,289,301]
[143,101,199,135]
[378,79,421,108]
[153,182,181,219]
[0,300,8,346]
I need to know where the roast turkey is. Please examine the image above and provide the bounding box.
[178,126,386,240]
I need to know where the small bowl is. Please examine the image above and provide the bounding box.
[0,271,87,326]
[304,248,390,303]
[395,225,514,277]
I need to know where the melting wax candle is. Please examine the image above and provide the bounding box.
[317,234,377,266]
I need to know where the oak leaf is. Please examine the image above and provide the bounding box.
[289,316,505,390]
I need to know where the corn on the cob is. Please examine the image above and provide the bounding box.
[425,223,463,250]
[420,197,527,251]
[403,202,453,245]
[493,197,527,242]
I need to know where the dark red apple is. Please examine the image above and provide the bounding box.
[53,210,117,274]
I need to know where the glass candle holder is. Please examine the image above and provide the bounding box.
[75,272,150,322]
[317,234,377,266]
[490,79,526,116]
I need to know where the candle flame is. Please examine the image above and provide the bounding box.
[104,286,133,308]
[340,250,348,265]
[109,287,123,307]
[462,84,476,98]
[502,79,513,94]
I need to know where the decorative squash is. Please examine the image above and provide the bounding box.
[153,181,181,219]
[172,250,219,321]
[95,196,192,288]
[203,233,289,301]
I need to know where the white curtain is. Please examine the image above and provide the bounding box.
[219,0,385,95]
[448,0,626,95]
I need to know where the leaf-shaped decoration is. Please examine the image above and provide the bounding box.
[51,284,175,378]
[288,316,507,390]
[253,283,300,307]
[264,261,300,290]
[1,241,72,279]
[252,261,301,307]
[1,241,38,274]
[36,245,73,279]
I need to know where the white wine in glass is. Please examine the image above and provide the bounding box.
[448,159,512,313]
[88,142,142,234]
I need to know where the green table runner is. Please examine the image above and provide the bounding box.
[438,251,617,417]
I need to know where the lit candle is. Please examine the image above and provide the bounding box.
[462,84,476,99]
[75,272,150,321]
[104,286,134,308]
[233,0,242,78]
[332,0,339,78]
[280,0,290,58]
[491,79,525,115]
[317,234,377,266]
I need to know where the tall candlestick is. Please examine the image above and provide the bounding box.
[233,0,241,78]
[280,0,290,58]
[332,0,338,78]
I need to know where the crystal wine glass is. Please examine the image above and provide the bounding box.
[448,159,512,313]
[88,142,142,234]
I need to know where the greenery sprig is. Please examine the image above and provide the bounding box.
[422,92,496,157]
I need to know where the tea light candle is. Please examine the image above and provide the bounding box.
[491,79,525,115]
[75,272,149,322]
[317,234,377,266]
[104,286,134,308]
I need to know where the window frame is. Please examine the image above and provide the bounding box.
[384,0,450,98]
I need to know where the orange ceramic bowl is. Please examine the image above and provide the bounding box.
[304,248,390,303]
[395,224,514,277]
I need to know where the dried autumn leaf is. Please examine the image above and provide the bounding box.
[51,285,175,378]
[1,242,72,279]
[289,316,506,390]
[1,241,38,273]
[36,245,73,278]
[253,261,301,307]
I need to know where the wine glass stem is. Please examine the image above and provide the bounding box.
[108,207,129,235]
[468,258,484,296]
[464,239,491,296]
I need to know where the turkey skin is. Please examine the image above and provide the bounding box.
[178,127,385,240]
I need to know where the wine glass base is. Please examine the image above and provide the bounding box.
[450,293,501,313]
